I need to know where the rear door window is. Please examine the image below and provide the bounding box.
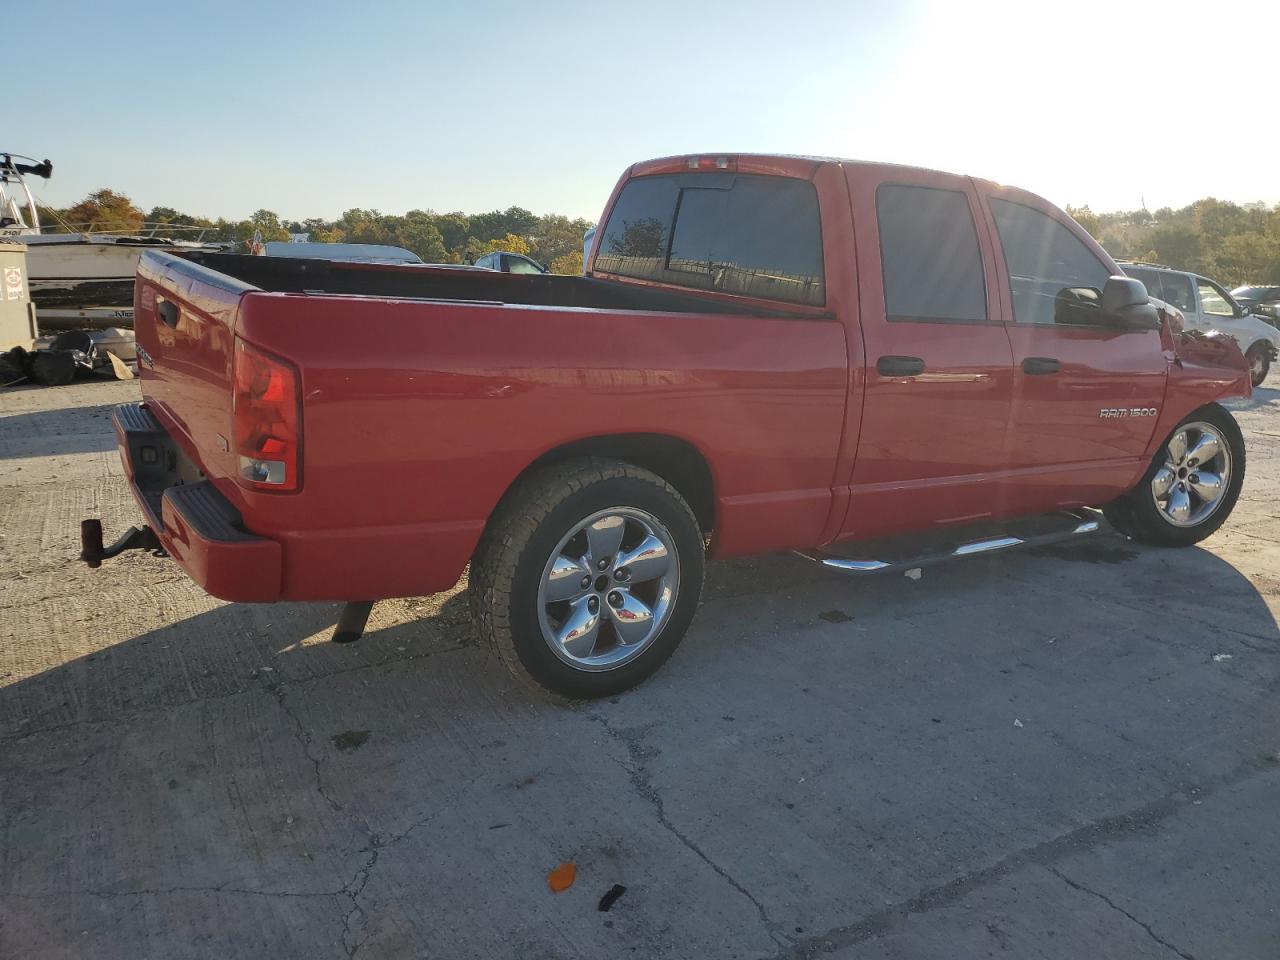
[1124,267,1161,299]
[990,199,1113,325]
[1158,272,1195,312]
[595,173,824,306]
[876,185,987,322]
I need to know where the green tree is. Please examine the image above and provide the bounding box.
[65,189,144,233]
[1066,205,1101,238]
[531,213,593,268]
[433,212,470,253]
[468,206,537,242]
[235,209,291,244]
[397,217,448,263]
[1149,222,1207,274]
[549,250,583,275]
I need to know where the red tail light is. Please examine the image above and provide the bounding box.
[233,337,300,491]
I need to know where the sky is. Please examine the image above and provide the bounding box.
[12,0,1279,224]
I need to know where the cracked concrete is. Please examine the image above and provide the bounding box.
[3,377,1280,959]
[588,710,791,948]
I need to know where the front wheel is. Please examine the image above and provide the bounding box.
[1246,343,1271,387]
[470,458,704,699]
[1104,403,1245,547]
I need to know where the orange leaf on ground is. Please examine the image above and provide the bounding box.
[547,862,577,893]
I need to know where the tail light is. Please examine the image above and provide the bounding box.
[233,337,300,491]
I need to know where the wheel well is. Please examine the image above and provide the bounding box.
[522,434,716,532]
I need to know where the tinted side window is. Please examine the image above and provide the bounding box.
[595,174,824,306]
[875,185,986,322]
[1159,272,1195,312]
[991,199,1112,325]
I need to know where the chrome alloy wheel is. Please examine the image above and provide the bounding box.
[536,507,680,671]
[1151,421,1232,528]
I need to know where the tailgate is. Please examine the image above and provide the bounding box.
[134,250,257,483]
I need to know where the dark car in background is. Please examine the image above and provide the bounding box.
[1232,285,1280,326]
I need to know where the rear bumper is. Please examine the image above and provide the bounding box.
[114,403,282,602]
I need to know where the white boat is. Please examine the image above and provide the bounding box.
[1,153,227,329]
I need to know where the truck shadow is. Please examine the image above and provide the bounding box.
[3,532,1277,743]
[3,532,1278,960]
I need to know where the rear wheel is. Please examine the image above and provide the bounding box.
[470,458,704,699]
[1104,404,1244,547]
[1246,343,1271,387]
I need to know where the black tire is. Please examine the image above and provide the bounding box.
[469,457,705,699]
[1104,403,1245,547]
[1246,343,1271,387]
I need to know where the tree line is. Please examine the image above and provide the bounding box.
[36,188,1280,286]
[1067,198,1280,287]
[37,190,593,274]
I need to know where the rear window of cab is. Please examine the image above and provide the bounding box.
[594,173,825,307]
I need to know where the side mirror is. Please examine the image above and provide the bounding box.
[1102,276,1161,330]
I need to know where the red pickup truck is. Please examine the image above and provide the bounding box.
[88,154,1252,698]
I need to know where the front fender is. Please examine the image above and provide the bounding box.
[1142,331,1250,462]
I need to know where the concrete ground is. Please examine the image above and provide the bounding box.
[2,373,1279,960]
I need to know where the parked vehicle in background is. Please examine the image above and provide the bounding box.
[90,154,1254,698]
[472,251,547,274]
[1231,285,1280,325]
[1121,261,1279,386]
[262,241,423,263]
[3,152,224,330]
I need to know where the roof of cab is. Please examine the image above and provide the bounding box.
[628,152,995,185]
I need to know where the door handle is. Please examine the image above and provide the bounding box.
[1022,356,1061,375]
[157,299,179,329]
[876,355,926,377]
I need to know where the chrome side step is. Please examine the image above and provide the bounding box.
[795,511,1102,575]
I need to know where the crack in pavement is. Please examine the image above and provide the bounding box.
[270,680,451,958]
[586,708,791,950]
[0,806,448,959]
[764,756,1276,960]
[1048,867,1198,960]
[271,682,343,812]
[337,807,447,958]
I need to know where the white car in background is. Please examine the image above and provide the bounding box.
[1120,261,1280,386]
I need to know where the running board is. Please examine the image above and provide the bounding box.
[795,511,1102,575]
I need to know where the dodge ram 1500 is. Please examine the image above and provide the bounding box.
[86,154,1252,697]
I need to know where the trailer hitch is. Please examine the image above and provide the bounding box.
[79,519,164,568]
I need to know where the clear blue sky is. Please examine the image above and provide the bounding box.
[14,0,1278,223]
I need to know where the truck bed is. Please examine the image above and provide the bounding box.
[181,252,794,317]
